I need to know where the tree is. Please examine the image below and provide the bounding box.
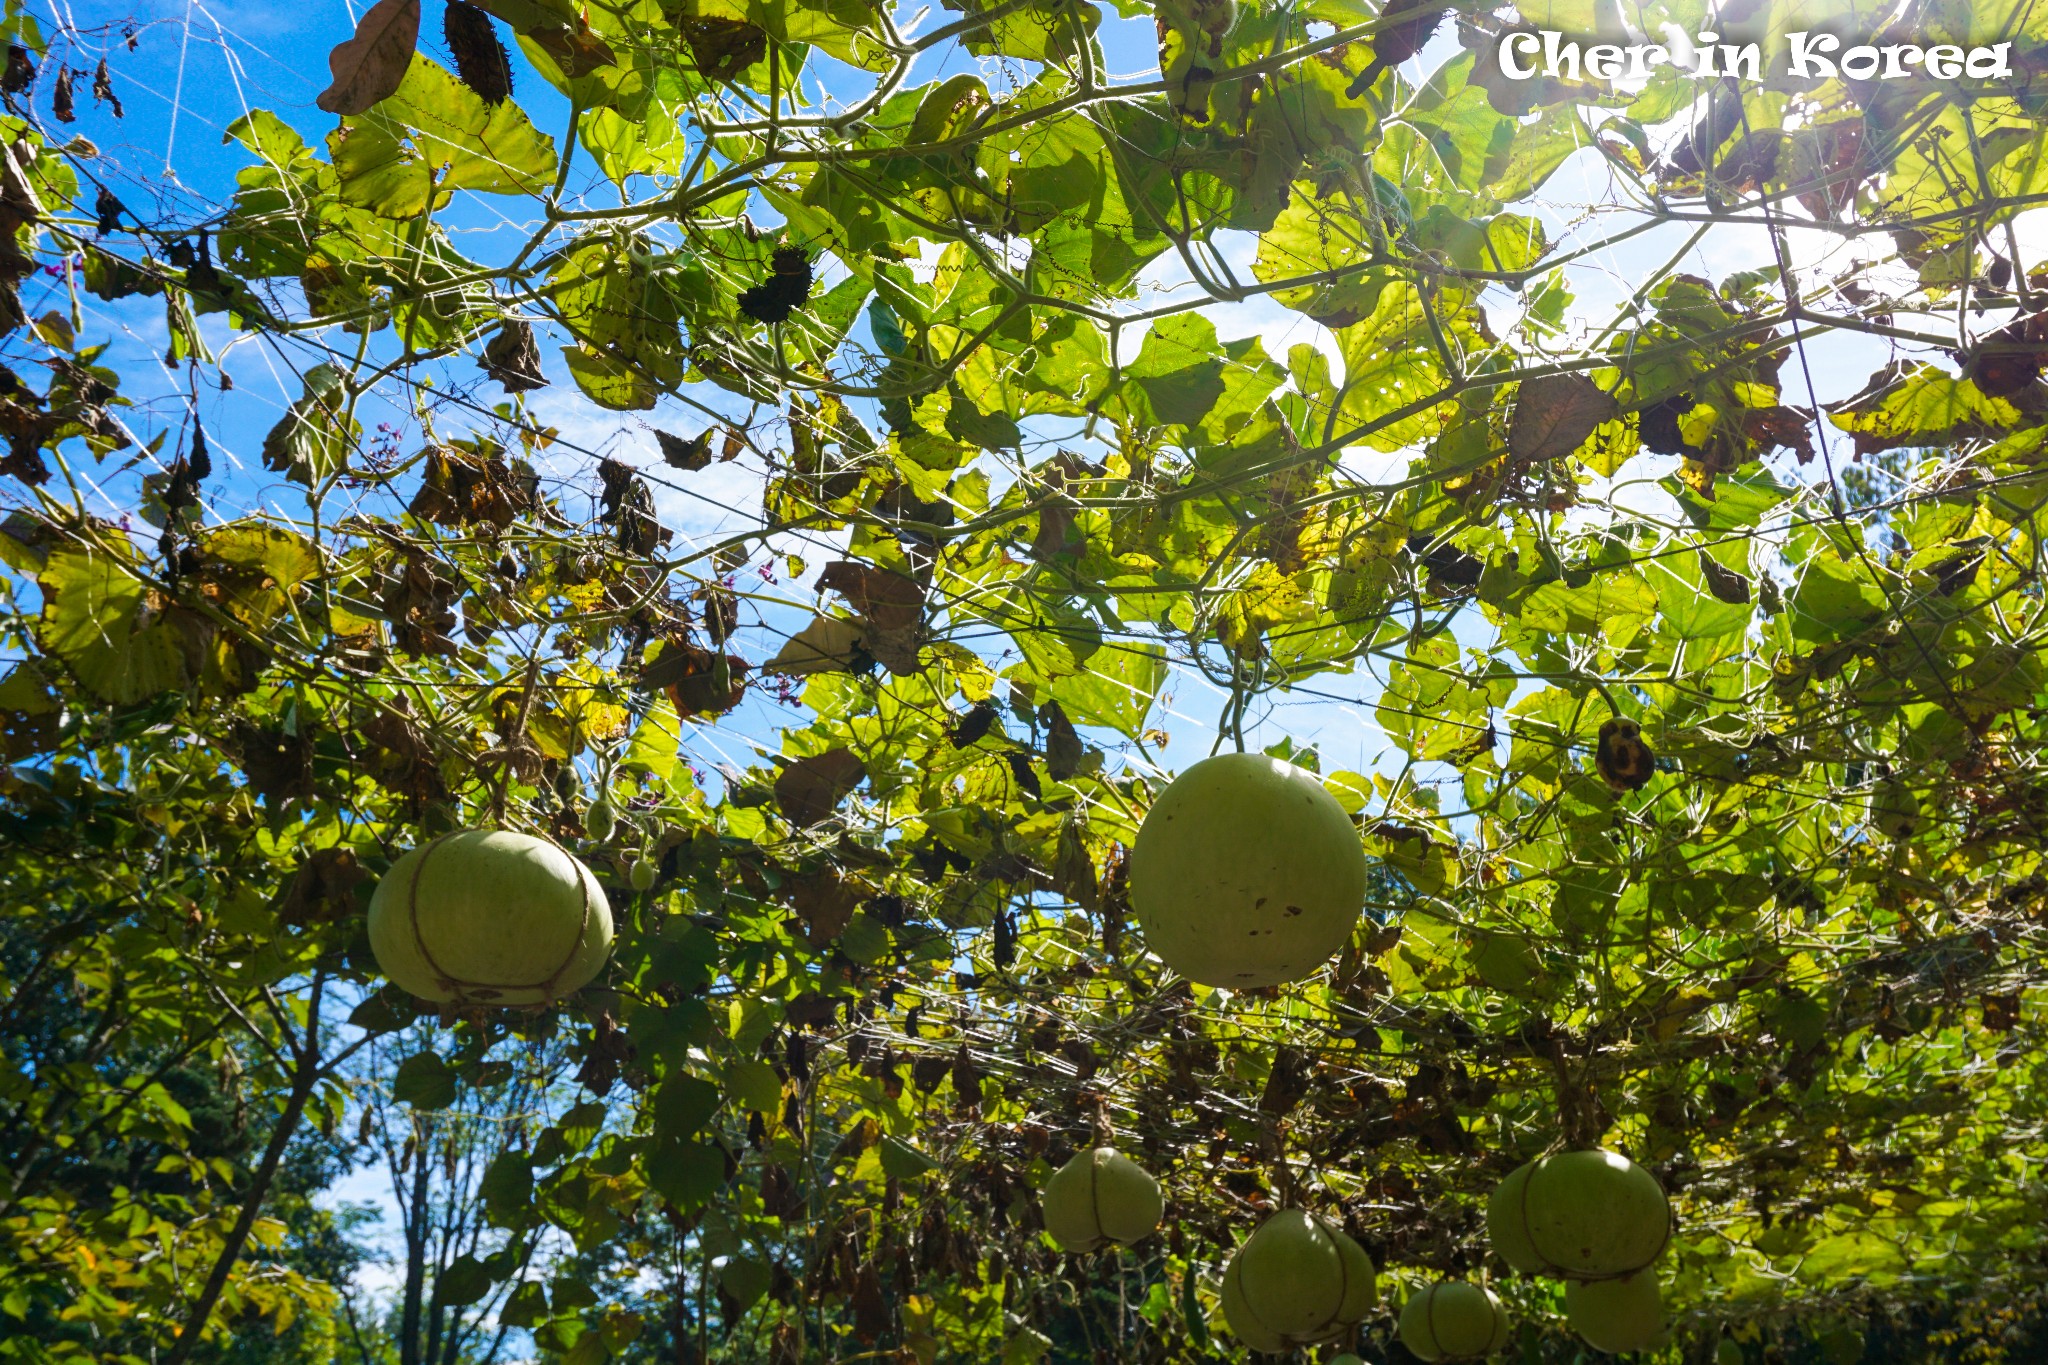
[7,0,2048,1360]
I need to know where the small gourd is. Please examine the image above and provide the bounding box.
[1220,1209,1377,1353]
[1564,1270,1663,1354]
[1040,1148,1164,1252]
[1397,1280,1512,1361]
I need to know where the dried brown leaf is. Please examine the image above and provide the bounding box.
[775,748,865,826]
[315,0,421,116]
[1508,373,1616,464]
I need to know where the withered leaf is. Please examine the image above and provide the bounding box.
[232,720,317,803]
[315,0,421,116]
[656,428,713,471]
[786,867,859,945]
[1698,550,1751,605]
[408,446,535,530]
[1508,374,1616,464]
[680,15,767,82]
[1982,991,2022,1033]
[481,320,548,393]
[738,247,814,325]
[1042,700,1084,781]
[818,559,923,676]
[272,847,369,927]
[818,560,922,631]
[1,46,32,95]
[764,616,862,676]
[640,642,748,717]
[948,700,999,748]
[775,747,865,826]
[1004,750,1041,801]
[1052,819,1097,911]
[1257,1046,1311,1119]
[911,1053,951,1092]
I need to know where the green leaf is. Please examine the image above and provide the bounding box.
[648,1139,725,1210]
[392,1051,459,1110]
[879,1136,938,1180]
[653,1074,719,1140]
[1125,313,1227,429]
[437,1254,495,1307]
[1047,643,1165,736]
[724,1058,783,1113]
[331,57,557,217]
[481,1151,535,1226]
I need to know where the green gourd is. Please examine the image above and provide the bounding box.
[1039,1147,1164,1252]
[1398,1280,1513,1361]
[367,829,612,1005]
[1487,1149,1670,1279]
[1219,1209,1377,1353]
[1565,1270,1663,1353]
[1130,754,1367,988]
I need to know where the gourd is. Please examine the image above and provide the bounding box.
[367,830,612,1005]
[1486,1149,1670,1279]
[1564,1270,1663,1354]
[1129,753,1367,988]
[1040,1148,1165,1252]
[1397,1280,1513,1361]
[1220,1209,1377,1353]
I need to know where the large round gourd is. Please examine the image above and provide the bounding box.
[1129,753,1367,988]
[1040,1148,1164,1252]
[1565,1270,1663,1353]
[1398,1280,1512,1361]
[1220,1209,1377,1353]
[367,830,612,1005]
[1487,1149,1670,1278]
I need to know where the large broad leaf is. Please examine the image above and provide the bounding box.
[331,56,557,217]
[1125,314,1226,429]
[38,540,191,706]
[1826,362,2022,457]
[1048,642,1165,736]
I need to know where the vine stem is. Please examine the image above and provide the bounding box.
[491,650,544,826]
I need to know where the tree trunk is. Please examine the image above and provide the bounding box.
[162,1034,320,1365]
[399,1119,433,1365]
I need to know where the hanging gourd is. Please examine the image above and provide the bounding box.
[367,829,612,1006]
[1398,1280,1513,1361]
[1565,1270,1664,1353]
[1039,1147,1164,1252]
[1487,1149,1670,1279]
[1129,753,1367,988]
[1219,1209,1377,1352]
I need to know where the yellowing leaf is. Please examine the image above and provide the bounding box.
[331,56,557,217]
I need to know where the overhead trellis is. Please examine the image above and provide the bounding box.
[7,0,2048,1360]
